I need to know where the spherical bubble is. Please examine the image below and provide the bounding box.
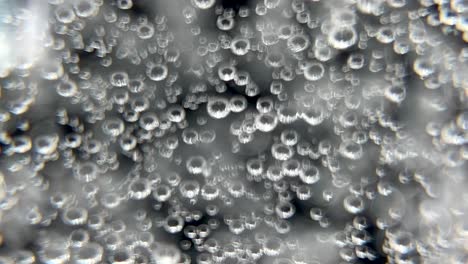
[100,192,121,209]
[413,58,435,79]
[56,79,78,97]
[271,143,294,161]
[343,195,365,214]
[119,135,137,152]
[376,26,395,44]
[182,128,199,144]
[339,140,363,160]
[41,60,64,80]
[257,96,275,113]
[255,112,278,132]
[164,215,184,233]
[328,26,357,50]
[246,158,264,176]
[139,112,160,131]
[33,134,59,155]
[186,155,207,174]
[218,64,236,81]
[277,106,299,124]
[234,70,251,86]
[179,180,200,199]
[166,105,185,123]
[192,0,216,9]
[128,178,151,200]
[456,111,468,130]
[301,105,325,125]
[217,16,235,31]
[110,249,134,264]
[441,122,466,145]
[199,129,216,143]
[110,71,129,87]
[266,165,284,181]
[62,207,88,226]
[347,53,365,70]
[265,51,285,67]
[38,244,70,264]
[73,0,98,18]
[296,185,312,200]
[299,165,320,184]
[102,118,125,137]
[74,161,98,182]
[55,6,76,24]
[231,38,251,56]
[74,242,103,264]
[229,95,248,112]
[136,23,154,39]
[263,237,283,256]
[146,64,168,81]
[152,184,172,202]
[262,32,280,46]
[282,159,301,177]
[207,97,230,119]
[275,202,296,219]
[385,85,406,103]
[287,34,310,53]
[309,207,324,221]
[304,62,325,81]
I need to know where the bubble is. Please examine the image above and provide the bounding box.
[339,140,363,160]
[136,23,154,39]
[12,135,32,154]
[299,165,320,184]
[304,62,325,81]
[207,97,230,119]
[343,195,365,214]
[229,95,248,113]
[328,26,357,50]
[376,26,395,44]
[296,185,312,200]
[74,242,103,264]
[231,38,251,56]
[385,85,406,104]
[301,105,325,126]
[179,180,200,199]
[275,202,296,219]
[139,112,160,131]
[62,207,88,225]
[234,71,251,86]
[100,192,121,209]
[456,111,468,130]
[102,118,125,137]
[110,71,129,87]
[192,0,216,9]
[186,155,207,174]
[413,58,435,79]
[246,158,264,176]
[217,64,236,81]
[441,122,466,145]
[110,249,134,264]
[263,237,283,256]
[265,51,286,67]
[38,244,70,264]
[271,143,294,161]
[267,165,284,181]
[287,34,310,53]
[347,53,365,70]
[282,159,301,177]
[217,16,235,31]
[73,0,98,18]
[55,5,76,24]
[146,64,169,81]
[129,178,151,199]
[73,161,98,182]
[277,106,299,124]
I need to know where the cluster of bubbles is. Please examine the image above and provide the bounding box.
[0,0,467,263]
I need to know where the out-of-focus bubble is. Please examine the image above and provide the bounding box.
[73,0,99,18]
[62,207,88,226]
